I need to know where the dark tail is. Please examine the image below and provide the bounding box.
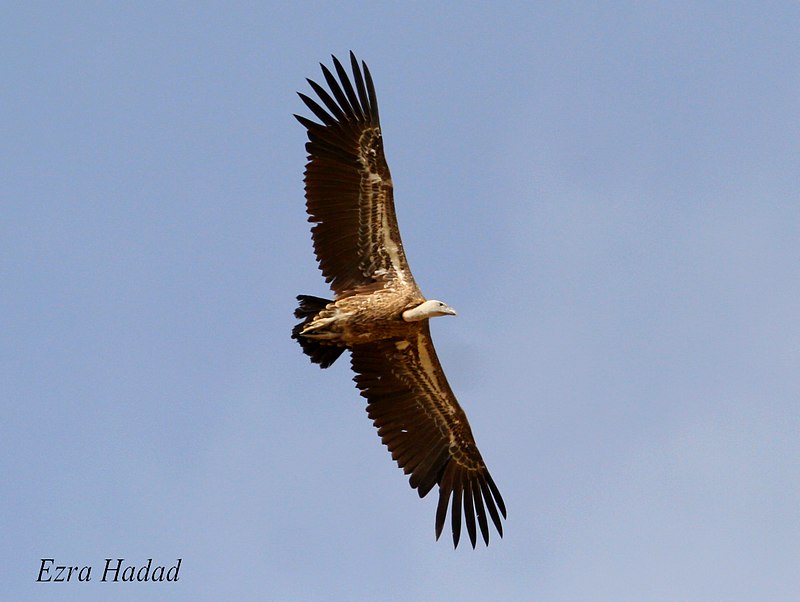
[292,295,345,369]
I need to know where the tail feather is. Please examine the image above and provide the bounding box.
[292,295,345,368]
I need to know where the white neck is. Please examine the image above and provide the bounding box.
[402,299,456,322]
[402,304,430,322]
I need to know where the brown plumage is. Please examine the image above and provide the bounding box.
[292,52,506,548]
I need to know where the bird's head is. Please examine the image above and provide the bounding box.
[402,299,457,322]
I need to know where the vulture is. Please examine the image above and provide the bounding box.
[292,52,506,548]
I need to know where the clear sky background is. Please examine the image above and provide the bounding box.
[3,2,799,600]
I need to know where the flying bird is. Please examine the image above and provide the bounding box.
[292,52,506,548]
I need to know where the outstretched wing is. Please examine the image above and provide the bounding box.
[350,323,507,548]
[296,52,415,295]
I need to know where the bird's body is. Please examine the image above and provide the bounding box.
[292,53,506,548]
[299,286,425,344]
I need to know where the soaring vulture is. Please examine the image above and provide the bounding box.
[292,53,506,548]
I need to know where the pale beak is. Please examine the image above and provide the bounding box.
[443,306,457,316]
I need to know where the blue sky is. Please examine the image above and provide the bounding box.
[3,2,799,600]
